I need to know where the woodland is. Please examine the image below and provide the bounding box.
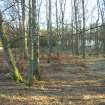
[0,0,105,104]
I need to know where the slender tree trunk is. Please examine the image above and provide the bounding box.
[17,1,23,53]
[21,0,28,58]
[71,0,74,55]
[95,0,100,56]
[82,0,86,58]
[95,23,99,55]
[47,0,52,63]
[60,0,66,50]
[74,0,79,56]
[55,0,59,56]
[71,22,74,55]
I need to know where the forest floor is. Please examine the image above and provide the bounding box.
[0,51,105,105]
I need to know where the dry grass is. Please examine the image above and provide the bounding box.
[0,52,105,104]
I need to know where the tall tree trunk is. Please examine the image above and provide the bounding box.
[60,0,66,50]
[47,0,52,63]
[21,0,28,58]
[71,22,74,55]
[17,0,23,53]
[0,11,23,82]
[82,0,86,58]
[55,0,59,56]
[28,0,41,86]
[74,0,79,56]
[95,0,100,56]
[71,0,74,55]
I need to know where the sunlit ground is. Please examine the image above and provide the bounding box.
[0,52,105,105]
